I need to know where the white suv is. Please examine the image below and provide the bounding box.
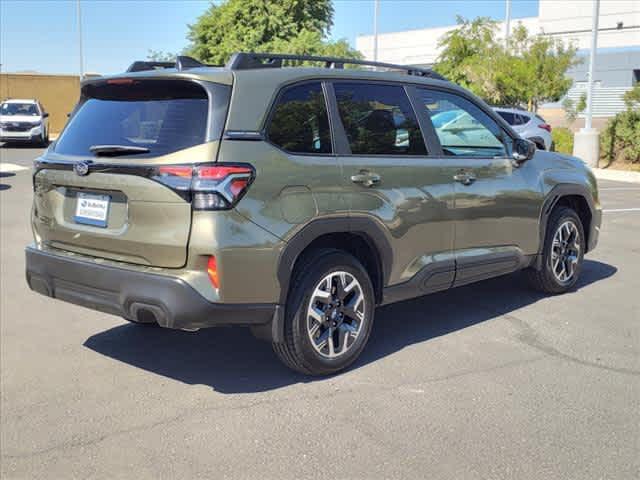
[493,107,552,151]
[0,99,50,146]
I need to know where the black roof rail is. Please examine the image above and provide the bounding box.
[125,56,214,73]
[225,52,447,80]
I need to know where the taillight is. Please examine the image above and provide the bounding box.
[538,123,552,132]
[152,163,254,210]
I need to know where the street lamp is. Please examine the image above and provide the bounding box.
[77,0,85,80]
[573,0,600,167]
[505,0,512,45]
[373,0,379,63]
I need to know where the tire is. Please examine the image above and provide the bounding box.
[526,206,585,294]
[273,249,375,376]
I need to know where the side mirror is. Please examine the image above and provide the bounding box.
[512,138,536,164]
[42,112,49,118]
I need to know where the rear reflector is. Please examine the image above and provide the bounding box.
[207,256,219,289]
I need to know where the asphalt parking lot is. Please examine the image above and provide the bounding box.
[1,145,639,479]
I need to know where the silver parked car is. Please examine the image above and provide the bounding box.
[493,107,552,151]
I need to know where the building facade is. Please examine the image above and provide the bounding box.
[356,0,640,119]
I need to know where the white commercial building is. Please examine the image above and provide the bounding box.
[357,0,640,118]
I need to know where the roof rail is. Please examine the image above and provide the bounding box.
[225,52,447,80]
[125,56,212,73]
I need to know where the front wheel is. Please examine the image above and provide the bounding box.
[273,249,375,376]
[526,206,585,294]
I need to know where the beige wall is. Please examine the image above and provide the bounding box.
[0,73,81,134]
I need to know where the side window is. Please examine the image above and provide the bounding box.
[497,111,516,125]
[418,88,508,158]
[515,113,529,125]
[333,82,426,155]
[267,82,331,154]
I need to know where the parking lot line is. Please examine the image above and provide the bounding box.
[600,187,640,191]
[0,163,29,173]
[603,208,640,213]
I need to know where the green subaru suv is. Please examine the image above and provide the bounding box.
[26,53,601,375]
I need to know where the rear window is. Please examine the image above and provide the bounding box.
[334,82,426,156]
[55,80,210,157]
[267,82,332,154]
[496,111,516,125]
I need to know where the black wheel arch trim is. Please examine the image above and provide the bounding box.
[276,215,393,306]
[537,183,597,266]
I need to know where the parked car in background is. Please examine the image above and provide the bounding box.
[0,99,50,146]
[493,107,552,151]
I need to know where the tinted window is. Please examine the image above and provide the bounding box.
[418,89,507,157]
[55,80,209,157]
[334,83,426,155]
[496,111,516,125]
[267,82,331,154]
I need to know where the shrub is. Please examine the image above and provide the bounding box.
[600,109,640,165]
[552,127,574,154]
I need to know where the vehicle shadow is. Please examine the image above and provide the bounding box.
[0,171,15,190]
[84,259,616,394]
[0,141,48,149]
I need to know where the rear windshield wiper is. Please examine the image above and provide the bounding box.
[89,145,150,157]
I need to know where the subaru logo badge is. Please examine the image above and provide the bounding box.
[74,161,90,176]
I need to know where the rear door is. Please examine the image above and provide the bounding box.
[32,78,228,268]
[330,81,457,294]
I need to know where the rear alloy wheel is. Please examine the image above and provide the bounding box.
[526,206,585,294]
[306,271,366,359]
[273,249,375,375]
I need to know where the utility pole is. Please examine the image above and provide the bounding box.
[505,0,512,45]
[584,0,600,130]
[573,0,600,167]
[373,0,379,62]
[77,0,85,80]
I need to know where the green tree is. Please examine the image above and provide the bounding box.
[434,18,579,111]
[623,82,640,109]
[562,92,587,123]
[187,0,360,66]
[147,50,176,62]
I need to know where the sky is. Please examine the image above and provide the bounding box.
[0,0,539,75]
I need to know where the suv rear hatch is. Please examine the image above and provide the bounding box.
[32,77,231,268]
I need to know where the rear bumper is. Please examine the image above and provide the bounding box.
[25,246,276,330]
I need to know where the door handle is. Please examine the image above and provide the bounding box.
[351,170,381,187]
[453,171,476,186]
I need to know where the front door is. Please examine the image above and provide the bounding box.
[413,87,544,287]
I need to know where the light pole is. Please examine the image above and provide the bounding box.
[373,0,379,63]
[77,0,85,80]
[573,0,600,167]
[505,0,512,45]
[584,0,600,130]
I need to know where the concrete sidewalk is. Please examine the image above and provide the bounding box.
[593,167,640,184]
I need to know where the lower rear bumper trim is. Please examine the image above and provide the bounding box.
[25,246,276,330]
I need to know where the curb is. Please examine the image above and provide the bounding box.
[593,168,640,184]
